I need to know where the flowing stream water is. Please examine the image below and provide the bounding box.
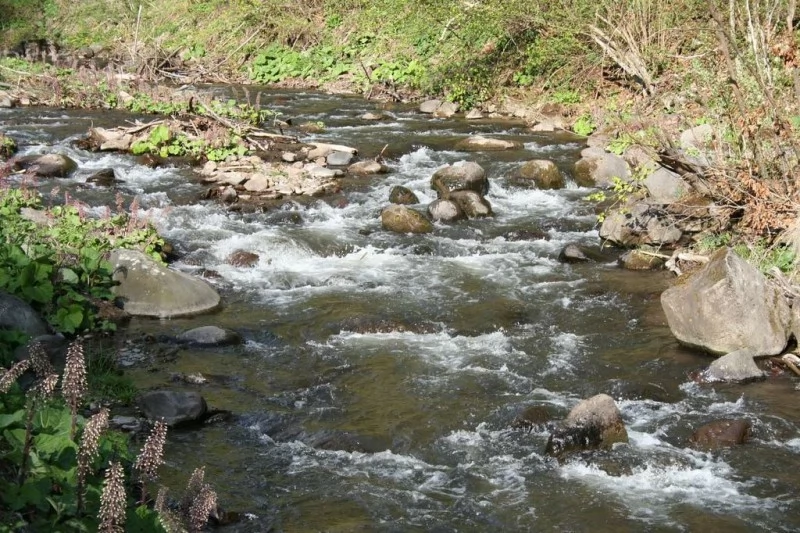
[2,89,800,532]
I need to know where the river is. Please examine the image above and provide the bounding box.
[2,89,799,532]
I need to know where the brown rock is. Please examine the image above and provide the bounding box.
[380,205,433,234]
[389,185,419,205]
[689,419,751,449]
[511,159,565,189]
[226,250,260,268]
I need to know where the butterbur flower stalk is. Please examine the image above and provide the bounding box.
[76,408,109,514]
[62,340,88,439]
[181,467,205,513]
[99,461,126,533]
[0,359,30,393]
[188,484,217,533]
[18,372,59,485]
[27,341,54,378]
[134,420,168,504]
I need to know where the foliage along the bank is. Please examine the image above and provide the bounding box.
[0,187,164,333]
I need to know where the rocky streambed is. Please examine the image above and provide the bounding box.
[2,88,800,532]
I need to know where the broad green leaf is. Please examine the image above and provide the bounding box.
[59,267,79,284]
[0,410,25,430]
[33,407,72,434]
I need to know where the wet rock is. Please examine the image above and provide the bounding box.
[431,161,488,198]
[644,167,690,204]
[327,151,355,166]
[297,121,324,134]
[110,249,221,318]
[545,394,628,458]
[220,186,238,203]
[85,168,117,187]
[226,250,260,268]
[558,244,590,263]
[702,348,765,383]
[0,133,17,160]
[389,185,419,205]
[337,317,438,334]
[531,121,556,132]
[427,198,465,223]
[361,112,384,120]
[455,135,522,151]
[0,291,50,336]
[661,248,791,355]
[348,160,389,176]
[511,405,557,432]
[689,419,751,449]
[503,229,549,241]
[434,101,459,118]
[465,109,484,120]
[169,372,209,385]
[110,415,142,432]
[573,153,631,188]
[15,153,78,178]
[176,325,242,347]
[380,205,433,234]
[511,159,565,190]
[449,190,492,218]
[306,430,371,453]
[138,390,208,426]
[419,99,443,114]
[137,153,166,168]
[618,249,665,270]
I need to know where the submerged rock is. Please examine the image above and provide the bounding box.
[226,250,260,268]
[455,135,522,151]
[661,248,790,356]
[138,390,208,426]
[176,325,242,347]
[110,249,221,318]
[689,419,751,449]
[85,168,118,187]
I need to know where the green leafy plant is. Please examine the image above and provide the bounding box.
[572,114,596,136]
[0,188,164,333]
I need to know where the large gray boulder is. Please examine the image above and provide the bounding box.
[380,205,433,234]
[644,167,690,204]
[510,159,565,190]
[573,153,631,188]
[431,162,487,198]
[138,390,208,426]
[661,248,791,355]
[545,394,628,458]
[110,249,221,318]
[0,292,50,336]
